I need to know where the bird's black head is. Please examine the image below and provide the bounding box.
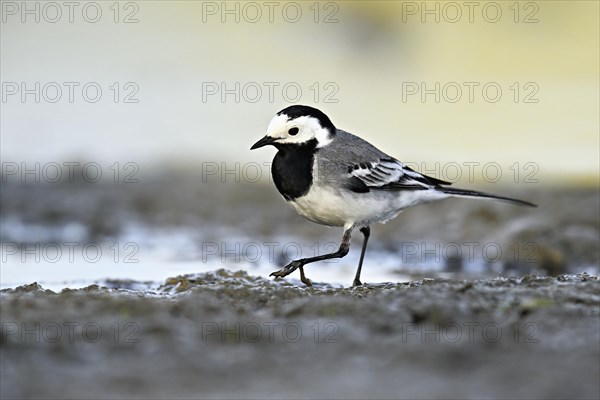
[251,105,337,150]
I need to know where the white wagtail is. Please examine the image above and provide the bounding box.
[251,105,536,287]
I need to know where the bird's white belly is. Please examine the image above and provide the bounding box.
[289,187,352,227]
[289,186,449,228]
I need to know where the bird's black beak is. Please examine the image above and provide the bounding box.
[250,135,276,150]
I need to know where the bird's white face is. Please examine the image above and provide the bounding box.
[265,113,333,148]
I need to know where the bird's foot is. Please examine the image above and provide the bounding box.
[270,260,303,280]
[299,267,313,288]
[352,278,362,287]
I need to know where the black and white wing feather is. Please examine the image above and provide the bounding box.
[347,158,450,191]
[344,157,535,206]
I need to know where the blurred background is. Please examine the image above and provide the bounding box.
[1,0,599,289]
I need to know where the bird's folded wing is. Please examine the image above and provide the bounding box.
[346,158,451,192]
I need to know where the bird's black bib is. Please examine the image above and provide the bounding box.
[271,140,318,201]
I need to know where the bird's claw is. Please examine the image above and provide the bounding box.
[269,260,303,280]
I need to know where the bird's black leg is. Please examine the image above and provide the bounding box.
[352,226,370,287]
[270,229,352,286]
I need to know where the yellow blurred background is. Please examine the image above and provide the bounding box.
[2,0,598,185]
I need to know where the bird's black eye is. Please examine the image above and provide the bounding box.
[288,127,299,136]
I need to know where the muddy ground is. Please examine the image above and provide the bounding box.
[1,176,599,398]
[1,271,599,399]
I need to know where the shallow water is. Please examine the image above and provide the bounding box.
[0,224,470,291]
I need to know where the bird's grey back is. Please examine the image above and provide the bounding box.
[315,129,393,185]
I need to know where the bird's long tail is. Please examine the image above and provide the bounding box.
[439,187,537,207]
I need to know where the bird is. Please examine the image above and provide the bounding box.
[250,105,536,287]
